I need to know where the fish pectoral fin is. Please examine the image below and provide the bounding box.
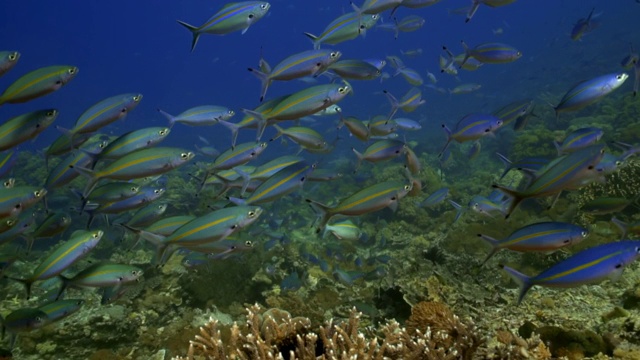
[608,264,625,283]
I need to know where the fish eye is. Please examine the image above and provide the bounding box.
[260,143,267,147]
[260,4,267,9]
[330,52,338,58]
[228,110,235,115]
[159,129,167,135]
[46,111,55,116]
[581,231,588,237]
[131,186,138,192]
[617,74,624,80]
[245,240,253,246]
[133,95,142,101]
[8,53,17,60]
[404,185,411,190]
[68,68,76,74]
[516,51,522,56]
[34,190,42,197]
[339,87,347,93]
[248,211,255,217]
[372,15,379,19]
[6,219,14,226]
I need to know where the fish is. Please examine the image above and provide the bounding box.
[307,180,412,232]
[0,109,58,151]
[492,99,535,130]
[304,12,379,49]
[125,203,168,228]
[142,215,197,237]
[243,82,351,140]
[323,220,362,241]
[177,1,271,51]
[420,187,449,208]
[158,106,235,127]
[38,299,84,323]
[377,15,425,38]
[328,59,382,80]
[0,51,20,77]
[250,155,304,181]
[439,113,503,156]
[72,147,195,196]
[82,182,141,206]
[384,87,426,118]
[97,127,171,160]
[495,153,549,180]
[133,206,263,264]
[493,145,606,217]
[56,263,143,300]
[0,308,48,348]
[465,0,517,23]
[61,93,143,136]
[554,73,628,120]
[8,230,103,299]
[0,65,78,105]
[249,49,341,101]
[270,125,327,151]
[503,240,640,305]
[449,83,482,95]
[554,127,603,155]
[460,41,521,67]
[0,186,47,220]
[478,222,588,264]
[580,197,634,216]
[45,132,94,160]
[0,213,36,248]
[571,8,599,41]
[393,118,421,131]
[0,150,17,179]
[352,140,406,170]
[26,212,72,250]
[44,140,108,193]
[202,142,267,188]
[353,0,403,14]
[339,115,370,141]
[313,104,341,116]
[611,217,640,239]
[229,162,315,205]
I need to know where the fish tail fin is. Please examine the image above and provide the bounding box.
[247,67,271,102]
[303,32,320,50]
[477,234,500,265]
[495,152,512,179]
[305,198,332,234]
[177,20,200,52]
[269,124,285,142]
[241,109,268,142]
[501,265,533,305]
[217,120,240,149]
[438,124,453,157]
[491,184,523,219]
[611,216,629,239]
[157,108,176,128]
[351,147,364,173]
[227,196,247,206]
[7,277,33,299]
[68,165,99,198]
[465,0,480,23]
[459,40,471,67]
[55,275,71,301]
[383,90,399,119]
[233,167,252,195]
[448,200,464,223]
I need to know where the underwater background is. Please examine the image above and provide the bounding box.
[2,0,640,359]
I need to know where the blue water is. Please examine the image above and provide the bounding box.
[2,0,637,151]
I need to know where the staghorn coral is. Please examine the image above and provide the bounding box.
[174,303,484,360]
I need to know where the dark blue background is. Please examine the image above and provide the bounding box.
[1,0,638,153]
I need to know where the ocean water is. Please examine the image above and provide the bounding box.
[1,0,640,359]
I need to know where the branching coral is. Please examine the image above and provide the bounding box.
[174,303,485,360]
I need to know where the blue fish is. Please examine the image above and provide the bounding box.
[554,127,603,155]
[554,73,628,120]
[479,222,588,264]
[503,240,640,305]
[419,187,449,208]
[439,113,502,156]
